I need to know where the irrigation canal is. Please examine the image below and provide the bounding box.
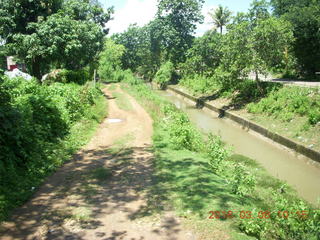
[157,90,320,205]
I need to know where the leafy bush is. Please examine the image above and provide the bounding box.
[240,191,320,239]
[206,134,230,174]
[229,163,256,196]
[0,76,103,220]
[98,39,125,83]
[163,105,203,151]
[44,69,90,85]
[247,86,320,125]
[180,75,220,94]
[154,61,174,89]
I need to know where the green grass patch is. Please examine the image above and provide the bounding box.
[112,91,133,111]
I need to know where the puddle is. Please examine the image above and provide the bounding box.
[108,119,123,123]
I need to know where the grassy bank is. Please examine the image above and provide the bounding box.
[179,79,320,152]
[0,77,108,221]
[121,77,319,240]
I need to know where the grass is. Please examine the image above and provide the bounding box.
[123,79,319,240]
[112,91,133,111]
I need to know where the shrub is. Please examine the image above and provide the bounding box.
[180,75,220,95]
[247,86,320,125]
[239,191,320,239]
[0,76,102,220]
[154,61,174,89]
[229,163,256,196]
[206,134,230,174]
[162,104,203,151]
[43,69,90,85]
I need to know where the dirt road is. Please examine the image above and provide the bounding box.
[0,85,195,240]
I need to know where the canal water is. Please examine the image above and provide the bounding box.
[158,90,320,205]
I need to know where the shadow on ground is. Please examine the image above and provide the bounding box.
[0,145,184,240]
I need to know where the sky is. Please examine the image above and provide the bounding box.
[101,0,253,36]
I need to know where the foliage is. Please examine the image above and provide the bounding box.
[180,74,220,94]
[229,163,256,196]
[179,31,223,78]
[98,39,125,82]
[247,86,320,125]
[208,5,232,34]
[220,13,294,85]
[43,69,90,85]
[0,0,113,79]
[156,0,205,65]
[0,76,106,220]
[206,134,230,174]
[154,61,174,89]
[240,190,320,239]
[271,0,320,77]
[163,105,203,151]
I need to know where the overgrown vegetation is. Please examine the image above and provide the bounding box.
[0,76,107,220]
[247,86,320,125]
[121,74,320,240]
[154,61,174,89]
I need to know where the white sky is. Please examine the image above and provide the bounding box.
[105,0,217,36]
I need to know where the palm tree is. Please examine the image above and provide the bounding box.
[209,5,232,34]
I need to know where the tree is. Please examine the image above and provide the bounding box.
[208,5,232,34]
[0,0,113,79]
[156,0,205,65]
[0,0,63,42]
[179,31,223,77]
[98,39,125,82]
[218,14,293,88]
[12,13,105,78]
[271,0,320,77]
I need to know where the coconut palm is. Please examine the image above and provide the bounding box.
[209,5,232,34]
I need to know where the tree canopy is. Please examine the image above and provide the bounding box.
[0,0,113,79]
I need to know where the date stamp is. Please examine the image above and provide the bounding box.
[208,210,310,220]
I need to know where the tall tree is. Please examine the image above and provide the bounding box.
[271,0,320,77]
[0,0,113,79]
[208,5,232,34]
[156,0,205,65]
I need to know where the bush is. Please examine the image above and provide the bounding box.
[43,69,90,85]
[229,163,256,196]
[239,191,320,239]
[154,61,174,89]
[0,76,103,220]
[247,86,320,125]
[180,75,220,95]
[206,134,230,174]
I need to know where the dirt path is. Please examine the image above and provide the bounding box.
[0,85,195,240]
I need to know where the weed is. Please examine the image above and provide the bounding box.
[112,92,133,111]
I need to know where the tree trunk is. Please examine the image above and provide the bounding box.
[220,26,223,34]
[31,57,41,82]
[255,70,263,94]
